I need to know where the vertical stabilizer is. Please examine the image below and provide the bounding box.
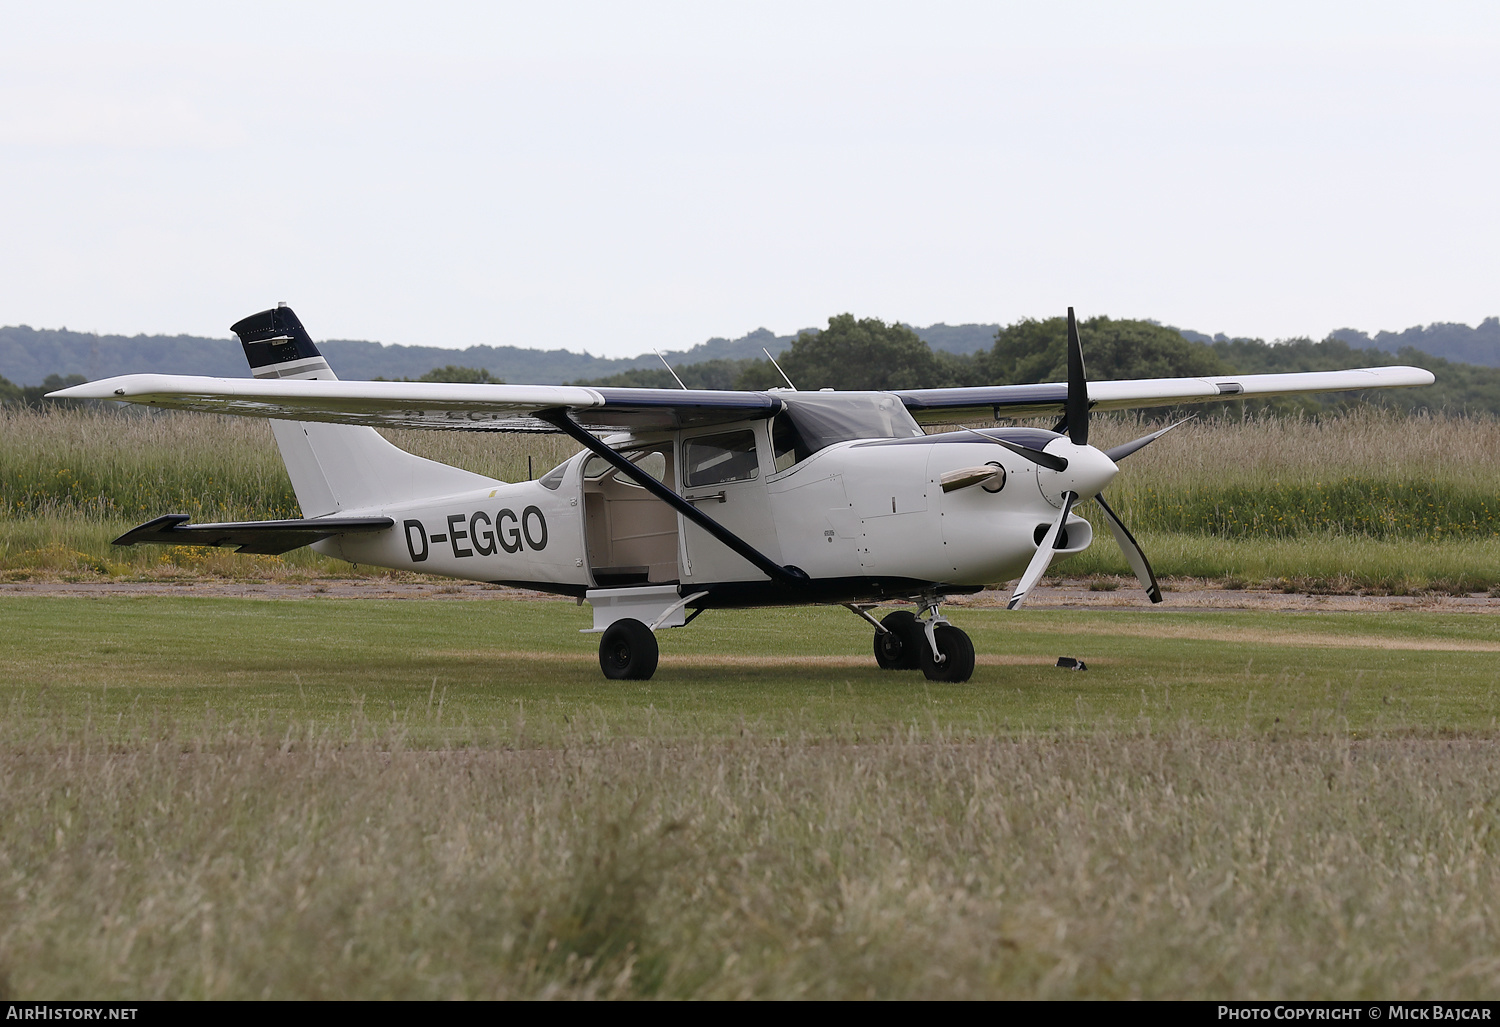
[231,305,498,515]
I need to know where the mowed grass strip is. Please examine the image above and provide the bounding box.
[6,597,1500,998]
[5,597,1500,738]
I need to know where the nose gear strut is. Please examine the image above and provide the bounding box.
[848,600,975,683]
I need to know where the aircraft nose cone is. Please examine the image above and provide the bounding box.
[1040,441,1119,504]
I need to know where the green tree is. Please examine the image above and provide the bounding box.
[376,365,505,384]
[417,365,504,384]
[986,316,1229,385]
[735,314,947,391]
[570,358,757,390]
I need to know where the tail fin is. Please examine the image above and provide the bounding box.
[231,305,498,515]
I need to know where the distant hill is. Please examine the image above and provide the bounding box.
[906,323,1000,355]
[1330,319,1500,368]
[0,321,994,386]
[3,316,1496,386]
[0,325,672,386]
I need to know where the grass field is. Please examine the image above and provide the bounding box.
[5,406,1500,589]
[3,596,1500,998]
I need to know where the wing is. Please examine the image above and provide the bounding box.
[48,375,783,432]
[892,366,1436,425]
[50,365,1434,433]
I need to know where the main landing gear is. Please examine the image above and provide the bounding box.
[599,618,659,680]
[849,602,975,683]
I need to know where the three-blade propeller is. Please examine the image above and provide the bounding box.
[990,308,1173,610]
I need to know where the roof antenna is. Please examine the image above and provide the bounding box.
[654,349,688,390]
[764,347,797,390]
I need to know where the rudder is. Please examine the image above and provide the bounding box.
[231,305,498,515]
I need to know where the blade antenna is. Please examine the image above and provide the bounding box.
[764,347,797,390]
[654,349,688,390]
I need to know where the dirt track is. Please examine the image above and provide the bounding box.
[3,577,1497,614]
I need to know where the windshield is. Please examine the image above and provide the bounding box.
[777,392,924,460]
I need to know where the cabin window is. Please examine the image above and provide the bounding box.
[537,460,570,490]
[582,447,668,486]
[622,450,667,487]
[684,430,760,487]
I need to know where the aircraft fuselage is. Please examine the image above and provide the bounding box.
[315,421,1106,607]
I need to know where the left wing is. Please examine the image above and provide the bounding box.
[48,375,782,432]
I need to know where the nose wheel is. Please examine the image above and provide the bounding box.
[849,603,975,682]
[918,622,975,682]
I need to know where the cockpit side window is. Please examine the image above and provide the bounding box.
[684,430,760,487]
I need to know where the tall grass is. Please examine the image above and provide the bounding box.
[4,406,1500,584]
[0,406,576,521]
[0,408,576,577]
[1089,410,1500,540]
[3,710,1499,999]
[2,408,299,522]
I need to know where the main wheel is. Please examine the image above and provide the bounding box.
[919,624,975,683]
[599,618,659,680]
[873,610,924,670]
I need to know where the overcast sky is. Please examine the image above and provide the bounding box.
[1,1,1495,355]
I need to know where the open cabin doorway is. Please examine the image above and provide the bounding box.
[582,443,680,587]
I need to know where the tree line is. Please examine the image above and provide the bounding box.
[569,313,1500,418]
[7,314,1497,417]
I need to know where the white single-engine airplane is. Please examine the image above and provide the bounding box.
[52,306,1434,682]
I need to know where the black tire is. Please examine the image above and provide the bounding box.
[599,618,659,680]
[873,610,923,670]
[919,624,975,683]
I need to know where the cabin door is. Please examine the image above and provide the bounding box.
[677,424,781,584]
[581,443,681,587]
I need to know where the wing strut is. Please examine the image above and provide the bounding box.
[535,409,809,587]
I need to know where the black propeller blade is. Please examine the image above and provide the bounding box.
[1103,416,1196,464]
[959,426,1069,471]
[1065,306,1089,447]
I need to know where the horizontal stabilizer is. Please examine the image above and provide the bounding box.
[113,514,395,555]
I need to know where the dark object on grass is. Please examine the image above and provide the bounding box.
[1056,657,1088,671]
